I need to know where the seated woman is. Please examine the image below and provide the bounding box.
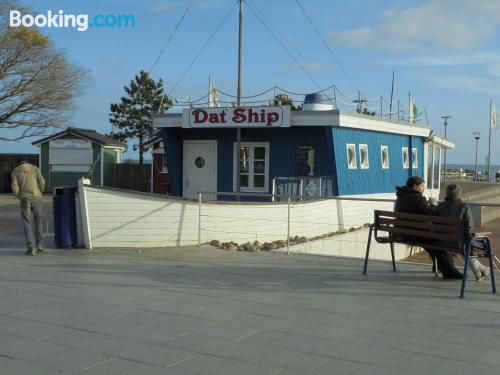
[434,184,490,281]
[395,176,462,279]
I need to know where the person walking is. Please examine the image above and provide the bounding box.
[11,161,45,255]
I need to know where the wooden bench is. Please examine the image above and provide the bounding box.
[363,210,496,298]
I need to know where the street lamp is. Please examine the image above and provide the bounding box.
[473,132,480,181]
[441,115,451,182]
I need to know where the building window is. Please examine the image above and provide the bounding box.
[114,149,122,164]
[402,147,409,169]
[233,143,269,192]
[412,148,418,169]
[359,144,369,169]
[433,147,440,189]
[426,144,433,189]
[346,144,357,169]
[381,146,389,169]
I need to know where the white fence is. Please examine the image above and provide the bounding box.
[78,183,413,260]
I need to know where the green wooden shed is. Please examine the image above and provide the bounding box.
[32,127,127,191]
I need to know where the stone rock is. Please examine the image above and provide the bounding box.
[245,243,256,252]
[348,227,356,232]
[210,240,220,248]
[227,244,238,251]
[298,236,308,243]
[276,240,286,248]
[253,240,261,247]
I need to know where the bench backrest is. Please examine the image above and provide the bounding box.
[374,210,467,250]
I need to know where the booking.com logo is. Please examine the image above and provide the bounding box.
[9,10,136,32]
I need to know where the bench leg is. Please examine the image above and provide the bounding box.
[485,238,497,294]
[431,255,438,277]
[460,242,472,298]
[390,241,397,272]
[363,224,374,274]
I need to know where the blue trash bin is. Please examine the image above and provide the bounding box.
[53,187,78,248]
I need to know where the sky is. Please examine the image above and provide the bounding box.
[2,0,500,166]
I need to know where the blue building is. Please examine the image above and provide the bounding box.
[153,97,452,200]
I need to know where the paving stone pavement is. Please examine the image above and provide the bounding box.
[1,235,500,374]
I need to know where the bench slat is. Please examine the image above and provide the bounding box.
[378,217,463,234]
[375,210,462,225]
[377,225,462,242]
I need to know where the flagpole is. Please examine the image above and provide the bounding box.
[235,0,243,200]
[488,99,492,181]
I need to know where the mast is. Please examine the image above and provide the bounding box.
[235,0,243,199]
[488,99,492,181]
[389,70,394,120]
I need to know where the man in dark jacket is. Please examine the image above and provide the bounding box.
[395,176,462,279]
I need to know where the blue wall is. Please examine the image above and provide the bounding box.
[331,127,424,195]
[161,127,337,197]
[162,125,426,198]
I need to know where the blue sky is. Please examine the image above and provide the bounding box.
[3,0,500,165]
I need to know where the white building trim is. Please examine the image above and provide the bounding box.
[78,179,93,249]
[153,110,434,138]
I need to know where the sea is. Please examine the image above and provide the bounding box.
[447,164,500,173]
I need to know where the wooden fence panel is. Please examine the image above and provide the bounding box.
[105,163,151,193]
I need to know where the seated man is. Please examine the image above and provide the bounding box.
[435,184,490,281]
[394,176,462,279]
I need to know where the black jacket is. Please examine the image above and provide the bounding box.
[434,198,473,233]
[394,186,434,215]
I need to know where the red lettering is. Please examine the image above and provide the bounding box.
[220,110,226,123]
[266,112,279,126]
[232,108,246,123]
[208,113,220,123]
[192,109,208,123]
[247,108,259,123]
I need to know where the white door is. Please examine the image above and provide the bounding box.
[183,141,217,199]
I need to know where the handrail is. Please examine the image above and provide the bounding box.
[197,191,500,207]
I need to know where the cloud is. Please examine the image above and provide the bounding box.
[394,50,500,66]
[425,73,500,95]
[281,62,335,74]
[328,0,500,52]
[487,62,500,77]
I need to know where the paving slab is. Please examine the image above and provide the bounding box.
[1,211,500,374]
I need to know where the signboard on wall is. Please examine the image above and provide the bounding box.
[49,138,93,170]
[182,106,291,128]
[50,139,91,149]
[295,145,314,176]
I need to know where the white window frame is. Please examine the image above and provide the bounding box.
[114,149,122,163]
[359,144,369,169]
[402,147,409,169]
[346,144,357,169]
[233,142,269,192]
[381,145,389,169]
[412,147,418,169]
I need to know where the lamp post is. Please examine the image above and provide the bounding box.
[473,132,480,181]
[441,115,451,182]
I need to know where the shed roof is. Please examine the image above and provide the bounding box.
[32,127,127,148]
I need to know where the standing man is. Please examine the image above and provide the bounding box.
[11,161,45,255]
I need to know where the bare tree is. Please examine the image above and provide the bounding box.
[0,3,89,141]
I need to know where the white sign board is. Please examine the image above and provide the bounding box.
[50,139,92,149]
[182,106,291,128]
[49,138,93,166]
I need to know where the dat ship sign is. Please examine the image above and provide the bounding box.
[182,106,291,128]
